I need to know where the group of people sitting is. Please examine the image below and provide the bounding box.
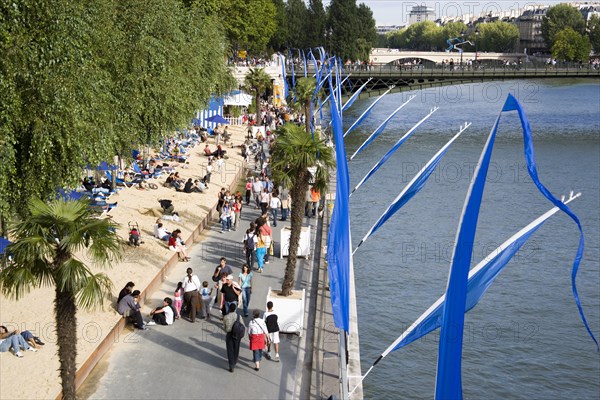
[152,221,190,261]
[164,172,208,193]
[116,282,176,329]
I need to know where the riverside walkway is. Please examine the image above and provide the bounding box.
[79,197,326,399]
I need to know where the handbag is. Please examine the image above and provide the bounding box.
[269,241,274,256]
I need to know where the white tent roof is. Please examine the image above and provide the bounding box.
[224,91,252,106]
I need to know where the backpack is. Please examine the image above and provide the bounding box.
[245,233,255,250]
[231,320,245,341]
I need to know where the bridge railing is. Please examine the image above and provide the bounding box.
[286,61,600,77]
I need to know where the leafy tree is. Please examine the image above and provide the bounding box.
[0,198,121,400]
[328,0,359,60]
[403,21,439,51]
[0,1,119,218]
[551,27,591,61]
[271,124,334,296]
[588,15,600,53]
[356,3,377,49]
[376,33,389,48]
[475,21,519,52]
[244,68,272,118]
[541,4,586,48]
[221,0,277,55]
[306,0,327,48]
[286,0,308,49]
[268,0,289,52]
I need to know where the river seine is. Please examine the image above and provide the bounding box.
[342,79,599,399]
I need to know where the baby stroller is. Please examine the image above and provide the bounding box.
[128,222,143,246]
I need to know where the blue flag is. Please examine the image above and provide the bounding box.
[326,67,351,332]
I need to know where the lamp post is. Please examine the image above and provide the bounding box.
[474,28,480,65]
[460,31,465,66]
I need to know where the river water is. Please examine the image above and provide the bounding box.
[340,80,599,399]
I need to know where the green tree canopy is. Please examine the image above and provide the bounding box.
[475,21,520,52]
[551,27,591,61]
[306,0,327,49]
[0,0,233,222]
[541,4,586,48]
[221,0,277,55]
[286,0,309,50]
[244,68,272,115]
[268,0,289,52]
[588,15,600,53]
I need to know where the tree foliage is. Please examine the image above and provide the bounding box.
[551,27,591,61]
[327,0,376,61]
[305,0,327,49]
[0,0,233,221]
[475,21,520,52]
[541,4,586,48]
[268,0,289,52]
[221,0,277,55]
[244,68,272,116]
[286,0,308,50]
[588,15,600,53]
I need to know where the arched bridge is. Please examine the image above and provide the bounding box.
[285,64,600,101]
[369,49,524,65]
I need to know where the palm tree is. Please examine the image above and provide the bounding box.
[271,124,335,296]
[244,67,272,121]
[294,77,317,136]
[0,198,121,400]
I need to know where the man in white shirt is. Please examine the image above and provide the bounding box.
[148,298,174,326]
[154,222,170,241]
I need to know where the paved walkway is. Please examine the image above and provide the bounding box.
[80,194,322,399]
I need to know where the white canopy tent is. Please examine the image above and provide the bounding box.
[224,91,252,107]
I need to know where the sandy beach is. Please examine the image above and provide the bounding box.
[0,126,248,400]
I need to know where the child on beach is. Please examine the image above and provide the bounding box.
[263,301,280,361]
[200,281,213,320]
[174,282,184,319]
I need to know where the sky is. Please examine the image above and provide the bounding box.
[327,1,589,25]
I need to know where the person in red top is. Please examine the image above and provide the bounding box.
[168,230,190,261]
[257,216,272,264]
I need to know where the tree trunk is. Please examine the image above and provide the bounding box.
[55,287,78,400]
[281,172,309,296]
[304,103,311,136]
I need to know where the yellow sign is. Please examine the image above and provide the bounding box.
[238,50,247,59]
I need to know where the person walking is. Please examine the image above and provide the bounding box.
[259,188,270,215]
[245,178,252,205]
[243,226,257,270]
[279,186,290,221]
[219,275,241,316]
[252,177,263,209]
[255,230,267,273]
[269,192,281,227]
[182,268,201,322]
[223,304,244,372]
[200,281,213,320]
[248,310,270,371]
[238,264,253,318]
[263,301,280,361]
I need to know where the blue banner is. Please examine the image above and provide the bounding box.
[326,67,351,332]
[355,124,469,250]
[350,95,415,160]
[383,198,575,354]
[351,108,438,194]
[344,87,394,138]
[342,78,372,112]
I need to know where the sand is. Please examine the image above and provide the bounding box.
[0,126,249,400]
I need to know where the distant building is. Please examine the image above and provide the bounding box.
[376,25,403,34]
[515,6,549,54]
[408,5,435,25]
[580,5,600,22]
